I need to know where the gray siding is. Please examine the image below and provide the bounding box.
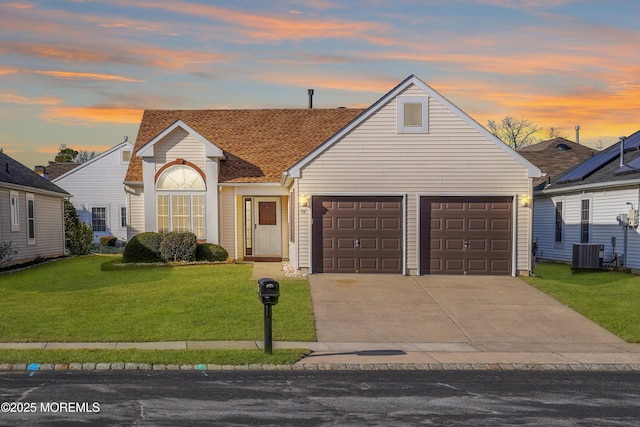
[0,186,64,265]
[296,84,532,274]
[534,187,640,268]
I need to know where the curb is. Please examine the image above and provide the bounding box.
[3,362,640,372]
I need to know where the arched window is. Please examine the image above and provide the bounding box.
[156,164,205,191]
[155,164,206,239]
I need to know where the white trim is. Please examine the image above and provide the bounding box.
[10,190,19,232]
[286,75,541,180]
[397,96,428,133]
[538,179,640,195]
[26,192,35,245]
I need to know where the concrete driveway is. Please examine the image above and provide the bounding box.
[309,274,626,352]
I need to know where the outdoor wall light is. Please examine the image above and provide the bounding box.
[520,194,531,208]
[298,193,310,208]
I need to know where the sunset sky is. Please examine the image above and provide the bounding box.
[1,0,638,168]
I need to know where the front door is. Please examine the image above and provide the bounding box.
[253,198,282,257]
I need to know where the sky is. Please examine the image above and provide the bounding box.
[1,0,639,169]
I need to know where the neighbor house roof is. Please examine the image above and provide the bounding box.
[0,151,69,196]
[538,130,640,194]
[125,108,365,184]
[518,137,597,190]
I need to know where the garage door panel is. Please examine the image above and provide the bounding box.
[337,238,355,249]
[421,196,512,275]
[337,217,356,230]
[313,196,403,273]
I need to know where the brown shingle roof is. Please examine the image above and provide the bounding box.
[518,137,597,188]
[125,109,365,184]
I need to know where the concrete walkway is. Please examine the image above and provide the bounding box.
[2,263,640,371]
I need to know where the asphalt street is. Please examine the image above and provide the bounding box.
[1,370,639,426]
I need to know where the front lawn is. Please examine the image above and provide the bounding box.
[0,256,315,343]
[523,263,640,343]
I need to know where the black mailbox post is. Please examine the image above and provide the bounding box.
[257,278,280,354]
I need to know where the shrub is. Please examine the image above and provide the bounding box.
[160,232,197,262]
[99,236,117,247]
[67,222,95,255]
[122,232,164,263]
[196,243,229,262]
[0,241,18,267]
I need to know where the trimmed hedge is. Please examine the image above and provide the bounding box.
[122,232,163,263]
[99,236,117,247]
[196,243,228,262]
[160,232,197,262]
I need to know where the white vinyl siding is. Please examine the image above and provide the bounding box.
[219,187,236,258]
[53,141,133,242]
[127,185,145,240]
[153,128,206,174]
[296,84,532,274]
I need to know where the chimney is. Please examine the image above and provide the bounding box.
[575,125,580,144]
[620,136,627,168]
[308,89,314,109]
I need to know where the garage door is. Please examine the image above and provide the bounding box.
[312,196,403,273]
[420,197,512,275]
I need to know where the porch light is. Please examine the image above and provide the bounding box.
[520,194,530,208]
[298,193,310,208]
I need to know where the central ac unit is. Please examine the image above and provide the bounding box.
[572,244,604,269]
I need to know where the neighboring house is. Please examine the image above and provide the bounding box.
[518,137,597,190]
[0,150,69,266]
[125,75,541,276]
[52,139,134,243]
[35,162,79,180]
[533,131,640,269]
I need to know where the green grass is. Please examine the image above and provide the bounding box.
[0,349,308,365]
[523,263,640,343]
[0,255,315,343]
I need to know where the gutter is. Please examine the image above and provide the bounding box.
[537,178,640,196]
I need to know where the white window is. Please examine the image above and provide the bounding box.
[120,206,127,228]
[10,190,19,232]
[156,164,206,239]
[92,207,107,232]
[26,193,35,245]
[397,96,429,133]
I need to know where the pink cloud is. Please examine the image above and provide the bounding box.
[42,105,143,125]
[33,70,145,83]
[0,91,62,105]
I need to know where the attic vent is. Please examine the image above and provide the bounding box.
[397,96,429,134]
[557,143,571,151]
[403,103,422,127]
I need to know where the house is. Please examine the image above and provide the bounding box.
[533,131,640,269]
[35,162,80,180]
[124,75,541,275]
[518,137,597,190]
[0,150,69,266]
[53,139,133,243]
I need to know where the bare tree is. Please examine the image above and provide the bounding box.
[546,127,567,140]
[487,116,542,150]
[76,150,97,163]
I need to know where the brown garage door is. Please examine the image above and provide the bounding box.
[420,196,512,275]
[312,196,403,273]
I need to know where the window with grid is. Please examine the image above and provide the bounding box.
[157,195,170,234]
[92,207,106,232]
[27,193,35,244]
[554,201,563,242]
[580,199,590,243]
[192,195,205,239]
[120,206,127,227]
[10,191,19,232]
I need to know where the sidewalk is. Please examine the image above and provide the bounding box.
[2,340,640,371]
